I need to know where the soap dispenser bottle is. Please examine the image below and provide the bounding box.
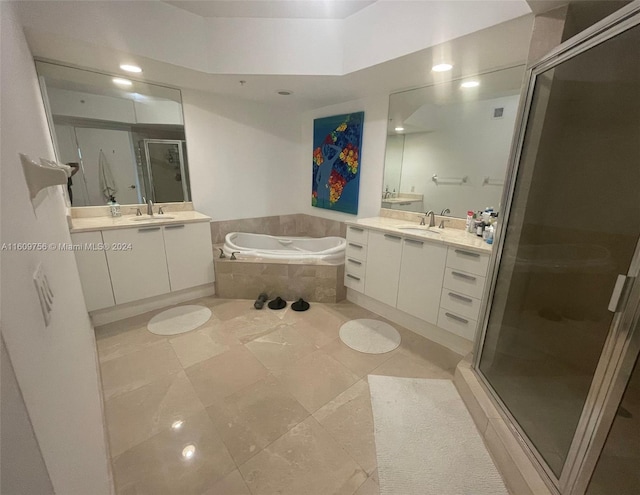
[108,195,121,217]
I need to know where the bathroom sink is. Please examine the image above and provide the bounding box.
[396,225,441,236]
[130,216,175,222]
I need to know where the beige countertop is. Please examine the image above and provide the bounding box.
[70,211,212,233]
[346,216,492,254]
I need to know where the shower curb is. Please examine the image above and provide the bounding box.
[454,356,556,495]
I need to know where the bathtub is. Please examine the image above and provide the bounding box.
[223,232,346,265]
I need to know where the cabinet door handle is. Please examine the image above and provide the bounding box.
[348,242,363,249]
[448,292,473,303]
[347,258,362,265]
[445,312,469,324]
[384,234,402,240]
[405,238,424,245]
[346,274,361,281]
[138,227,161,232]
[165,224,185,229]
[349,226,364,232]
[399,202,411,206]
[451,271,477,281]
[455,249,480,258]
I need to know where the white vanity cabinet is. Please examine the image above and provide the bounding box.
[437,247,490,340]
[163,222,215,292]
[102,226,171,305]
[364,231,403,307]
[70,231,115,311]
[344,225,368,293]
[396,238,447,324]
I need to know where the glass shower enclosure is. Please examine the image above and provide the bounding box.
[474,4,639,495]
[139,139,191,203]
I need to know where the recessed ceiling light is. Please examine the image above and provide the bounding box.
[182,444,196,460]
[119,64,142,73]
[277,90,293,96]
[432,63,453,72]
[395,126,405,132]
[461,80,480,88]
[112,78,132,87]
[171,420,184,430]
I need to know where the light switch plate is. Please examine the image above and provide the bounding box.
[33,263,54,326]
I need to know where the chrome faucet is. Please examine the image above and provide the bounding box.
[440,208,451,216]
[420,210,436,227]
[146,199,154,216]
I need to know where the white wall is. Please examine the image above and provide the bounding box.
[182,89,302,221]
[0,3,112,494]
[399,95,520,217]
[297,94,390,221]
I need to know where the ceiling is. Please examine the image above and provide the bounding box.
[164,0,377,19]
[25,13,534,112]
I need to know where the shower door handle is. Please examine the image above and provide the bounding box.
[608,274,633,313]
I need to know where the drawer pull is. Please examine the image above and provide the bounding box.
[165,224,185,229]
[348,243,363,249]
[399,202,411,206]
[347,259,362,265]
[349,226,364,232]
[448,292,473,303]
[384,234,402,240]
[451,271,477,281]
[138,227,161,232]
[346,274,361,281]
[455,249,480,258]
[405,238,424,245]
[445,312,469,324]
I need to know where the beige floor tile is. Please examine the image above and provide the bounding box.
[201,469,252,495]
[206,375,310,465]
[186,345,268,406]
[214,313,284,344]
[355,474,380,495]
[287,316,342,348]
[325,302,378,322]
[245,324,317,371]
[96,317,166,363]
[100,342,182,399]
[169,325,240,369]
[104,371,205,458]
[314,380,377,475]
[238,416,367,495]
[113,411,236,495]
[273,350,359,413]
[397,326,462,372]
[369,351,454,380]
[321,338,398,378]
[209,298,260,321]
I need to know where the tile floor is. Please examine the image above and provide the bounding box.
[96,297,462,495]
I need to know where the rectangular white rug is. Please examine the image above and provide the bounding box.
[368,375,509,495]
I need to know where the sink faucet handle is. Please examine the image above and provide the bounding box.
[158,206,164,215]
[136,208,142,216]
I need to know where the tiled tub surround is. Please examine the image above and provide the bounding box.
[95,297,463,494]
[214,254,346,303]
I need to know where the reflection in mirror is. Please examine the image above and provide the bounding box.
[36,61,191,206]
[383,65,525,217]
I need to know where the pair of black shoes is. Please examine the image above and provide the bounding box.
[254,293,310,312]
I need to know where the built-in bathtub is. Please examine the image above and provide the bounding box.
[215,232,346,303]
[222,232,346,265]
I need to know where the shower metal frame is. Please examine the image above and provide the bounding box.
[471,2,640,494]
[142,139,188,203]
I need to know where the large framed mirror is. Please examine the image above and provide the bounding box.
[383,64,525,218]
[36,60,191,206]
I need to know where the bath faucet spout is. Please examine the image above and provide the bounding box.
[147,199,154,216]
[421,210,436,227]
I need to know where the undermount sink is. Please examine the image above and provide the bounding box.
[130,216,175,222]
[395,225,441,235]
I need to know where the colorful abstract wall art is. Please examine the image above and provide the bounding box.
[312,112,364,215]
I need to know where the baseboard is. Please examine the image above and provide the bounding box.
[346,288,473,356]
[89,284,215,326]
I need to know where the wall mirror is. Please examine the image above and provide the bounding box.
[383,64,525,218]
[36,60,191,207]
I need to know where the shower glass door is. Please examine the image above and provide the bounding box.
[143,139,189,203]
[475,8,640,492]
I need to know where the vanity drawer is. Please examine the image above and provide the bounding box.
[437,308,478,341]
[346,241,367,261]
[345,257,366,279]
[346,225,369,245]
[446,247,490,276]
[443,267,486,300]
[344,272,366,292]
[439,287,482,321]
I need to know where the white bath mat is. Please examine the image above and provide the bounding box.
[147,305,212,336]
[339,319,401,354]
[368,375,508,495]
